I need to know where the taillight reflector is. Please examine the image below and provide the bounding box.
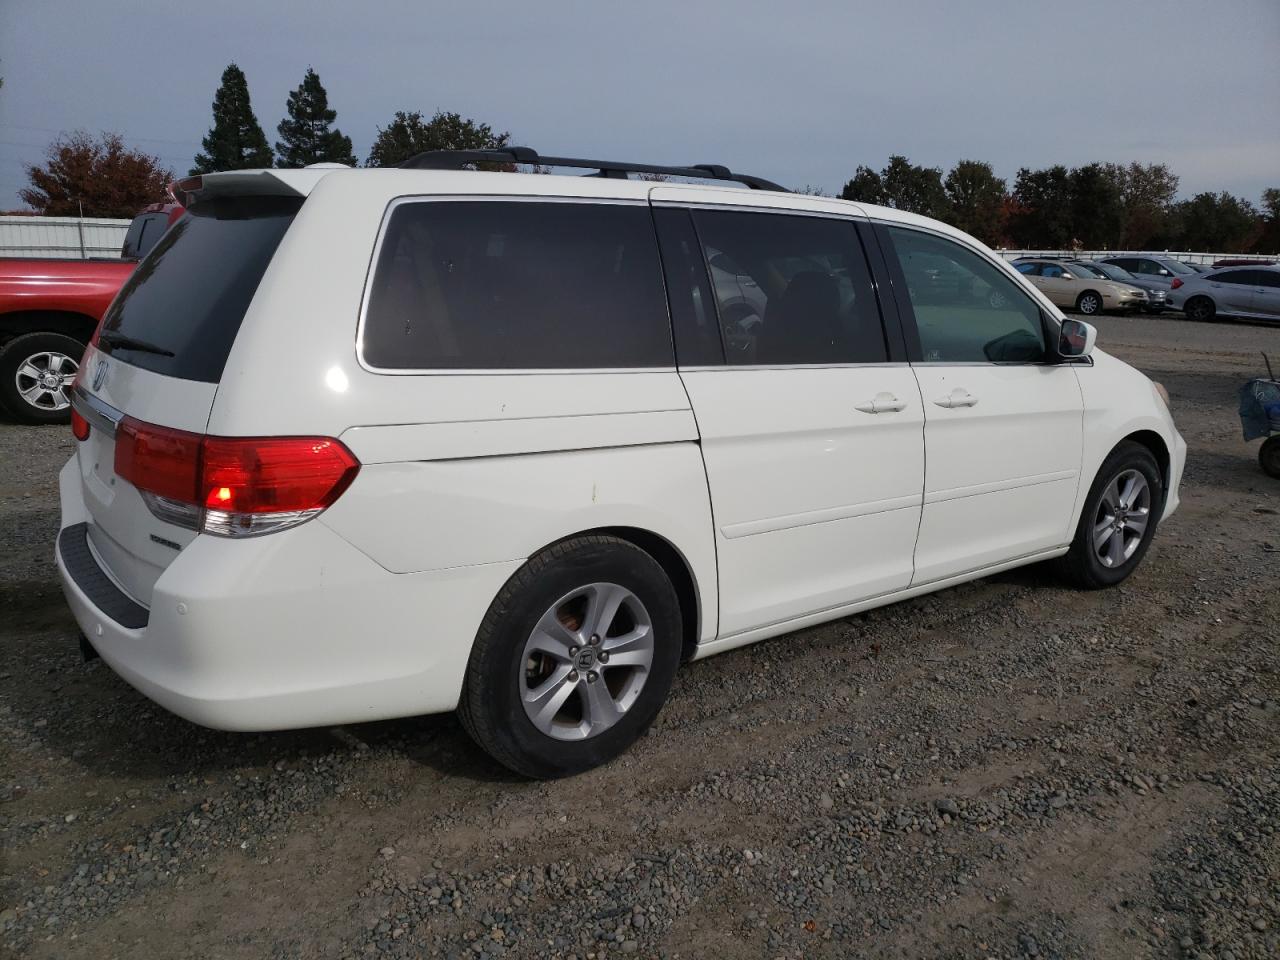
[71,409,90,441]
[112,417,359,537]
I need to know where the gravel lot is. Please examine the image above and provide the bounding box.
[2,314,1278,960]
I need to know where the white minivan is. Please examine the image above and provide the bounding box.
[57,149,1185,778]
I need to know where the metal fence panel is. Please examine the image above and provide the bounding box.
[0,216,132,259]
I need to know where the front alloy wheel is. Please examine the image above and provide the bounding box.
[1092,469,1151,568]
[1076,292,1103,316]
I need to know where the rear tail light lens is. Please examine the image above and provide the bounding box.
[113,417,359,538]
[71,409,90,441]
[1170,278,1183,290]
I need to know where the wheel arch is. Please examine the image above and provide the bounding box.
[1119,429,1172,503]
[0,310,98,345]
[541,525,704,663]
[1076,288,1104,311]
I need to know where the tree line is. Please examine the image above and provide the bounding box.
[840,155,1278,254]
[14,62,1279,253]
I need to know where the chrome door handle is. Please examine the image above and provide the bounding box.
[854,393,908,414]
[934,389,978,409]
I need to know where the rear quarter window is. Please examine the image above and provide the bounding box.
[360,200,673,370]
[99,196,301,383]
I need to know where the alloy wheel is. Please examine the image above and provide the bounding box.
[1092,469,1151,568]
[519,582,655,741]
[14,351,78,414]
[1078,293,1101,315]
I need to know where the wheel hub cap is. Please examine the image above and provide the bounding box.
[1092,468,1151,568]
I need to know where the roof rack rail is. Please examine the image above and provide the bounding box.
[397,146,788,192]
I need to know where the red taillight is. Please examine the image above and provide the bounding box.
[112,418,359,536]
[200,436,359,514]
[115,417,202,502]
[1170,278,1183,290]
[71,409,90,441]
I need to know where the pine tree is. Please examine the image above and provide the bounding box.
[190,64,273,175]
[274,67,356,168]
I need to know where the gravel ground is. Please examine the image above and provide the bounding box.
[1,314,1278,959]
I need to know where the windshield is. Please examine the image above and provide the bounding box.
[1069,262,1108,279]
[1163,258,1194,275]
[1091,261,1136,282]
[99,196,301,383]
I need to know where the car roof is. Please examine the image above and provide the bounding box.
[186,165,988,251]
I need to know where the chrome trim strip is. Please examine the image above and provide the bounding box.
[71,385,123,436]
[678,362,910,372]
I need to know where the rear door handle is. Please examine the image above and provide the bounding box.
[934,389,978,409]
[854,392,908,414]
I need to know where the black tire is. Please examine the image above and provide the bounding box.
[1184,296,1216,323]
[458,535,682,779]
[1058,441,1164,589]
[1075,291,1103,316]
[0,332,85,424]
[1260,436,1280,479]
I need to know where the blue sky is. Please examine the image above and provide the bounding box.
[1,0,1277,208]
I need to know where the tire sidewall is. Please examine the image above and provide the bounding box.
[1185,297,1214,323]
[475,541,681,777]
[0,332,85,424]
[1075,445,1164,586]
[1260,436,1280,479]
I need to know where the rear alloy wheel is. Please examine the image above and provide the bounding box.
[1184,296,1216,323]
[1075,291,1103,316]
[0,332,84,424]
[1260,436,1280,479]
[458,535,681,778]
[1058,441,1163,589]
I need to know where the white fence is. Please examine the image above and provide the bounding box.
[0,216,132,259]
[995,249,1275,265]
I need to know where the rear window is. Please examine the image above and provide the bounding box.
[99,196,301,383]
[360,200,672,370]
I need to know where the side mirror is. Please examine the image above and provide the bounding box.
[1059,318,1097,359]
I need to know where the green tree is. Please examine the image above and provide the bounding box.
[1106,162,1179,248]
[20,131,173,218]
[1174,192,1260,251]
[1008,166,1073,248]
[944,160,1007,245]
[190,63,273,175]
[365,110,509,168]
[1067,163,1124,248]
[880,156,948,218]
[274,67,356,167]
[1253,187,1280,254]
[839,165,885,204]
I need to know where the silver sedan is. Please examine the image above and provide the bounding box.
[1167,266,1280,324]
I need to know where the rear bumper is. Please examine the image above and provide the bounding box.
[55,459,520,731]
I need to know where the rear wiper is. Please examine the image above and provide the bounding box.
[98,331,175,357]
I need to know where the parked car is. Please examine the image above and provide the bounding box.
[1177,261,1210,273]
[1012,258,1147,315]
[1072,259,1170,313]
[1211,258,1277,268]
[0,201,183,423]
[1097,255,1196,301]
[57,149,1185,778]
[1167,265,1280,323]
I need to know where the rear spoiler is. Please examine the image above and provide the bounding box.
[173,166,347,206]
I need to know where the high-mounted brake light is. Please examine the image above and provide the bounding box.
[1170,278,1183,290]
[113,417,360,537]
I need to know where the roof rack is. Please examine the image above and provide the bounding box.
[397,146,788,192]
